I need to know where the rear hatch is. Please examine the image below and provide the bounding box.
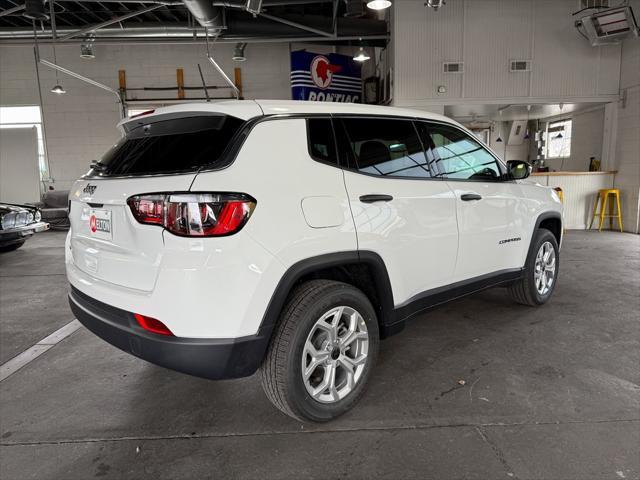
[68,107,254,292]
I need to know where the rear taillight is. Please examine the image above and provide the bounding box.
[127,193,256,237]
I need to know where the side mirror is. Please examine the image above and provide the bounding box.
[506,160,532,180]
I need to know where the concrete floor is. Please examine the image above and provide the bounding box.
[0,230,638,480]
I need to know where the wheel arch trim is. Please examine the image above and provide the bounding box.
[258,250,396,337]
[533,210,563,246]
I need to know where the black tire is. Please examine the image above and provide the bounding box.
[0,240,26,253]
[260,279,379,422]
[508,228,559,306]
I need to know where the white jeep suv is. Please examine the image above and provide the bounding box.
[67,100,563,421]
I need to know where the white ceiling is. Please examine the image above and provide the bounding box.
[445,103,607,122]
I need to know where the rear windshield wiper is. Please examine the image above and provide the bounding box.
[90,160,108,172]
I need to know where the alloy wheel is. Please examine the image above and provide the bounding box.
[534,241,556,295]
[301,306,369,404]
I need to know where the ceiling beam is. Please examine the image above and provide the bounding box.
[0,5,25,18]
[258,12,334,38]
[58,4,164,41]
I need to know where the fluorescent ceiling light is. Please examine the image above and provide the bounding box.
[366,0,392,11]
[353,47,370,62]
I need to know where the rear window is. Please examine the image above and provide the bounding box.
[91,114,245,176]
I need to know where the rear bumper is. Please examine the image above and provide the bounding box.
[68,286,272,380]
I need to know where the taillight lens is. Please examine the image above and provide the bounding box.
[127,193,256,237]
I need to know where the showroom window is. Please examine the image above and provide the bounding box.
[425,123,502,181]
[0,105,49,181]
[544,119,572,158]
[337,117,432,178]
[307,118,338,166]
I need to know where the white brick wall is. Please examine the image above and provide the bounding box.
[614,29,640,234]
[0,42,291,189]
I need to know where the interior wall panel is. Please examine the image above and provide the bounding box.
[463,0,532,99]
[394,0,464,101]
[394,0,623,106]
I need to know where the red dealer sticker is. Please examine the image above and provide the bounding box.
[87,209,112,240]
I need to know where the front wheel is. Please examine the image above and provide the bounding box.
[260,279,379,422]
[509,228,559,306]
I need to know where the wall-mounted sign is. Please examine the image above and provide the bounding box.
[290,50,362,103]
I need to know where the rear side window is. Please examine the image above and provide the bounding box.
[307,118,338,166]
[424,123,503,181]
[337,118,432,178]
[93,114,244,176]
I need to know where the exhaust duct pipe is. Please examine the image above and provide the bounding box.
[183,0,224,30]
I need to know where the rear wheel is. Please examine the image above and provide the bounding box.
[260,279,379,422]
[509,228,559,306]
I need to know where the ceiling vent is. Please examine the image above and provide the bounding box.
[510,60,531,72]
[443,62,464,74]
[580,0,609,8]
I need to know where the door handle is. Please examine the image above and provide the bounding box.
[461,193,482,201]
[359,194,394,203]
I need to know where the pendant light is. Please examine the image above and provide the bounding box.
[524,105,531,140]
[49,1,65,94]
[232,43,247,62]
[495,108,503,143]
[367,0,392,10]
[50,84,66,94]
[353,47,371,62]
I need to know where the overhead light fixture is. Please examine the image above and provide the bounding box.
[353,47,371,62]
[50,84,66,94]
[232,43,247,62]
[366,0,392,11]
[245,0,262,16]
[23,0,49,20]
[524,104,531,139]
[426,0,445,11]
[80,43,95,59]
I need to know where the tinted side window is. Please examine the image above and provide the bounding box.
[425,123,502,181]
[307,118,338,166]
[339,118,432,178]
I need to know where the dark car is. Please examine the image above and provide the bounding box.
[0,203,49,252]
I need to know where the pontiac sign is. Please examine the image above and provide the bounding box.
[290,50,362,103]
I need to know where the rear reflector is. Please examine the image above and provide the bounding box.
[134,313,174,336]
[127,192,256,237]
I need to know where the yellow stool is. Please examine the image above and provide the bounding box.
[589,189,623,232]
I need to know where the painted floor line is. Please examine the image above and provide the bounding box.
[0,320,82,382]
